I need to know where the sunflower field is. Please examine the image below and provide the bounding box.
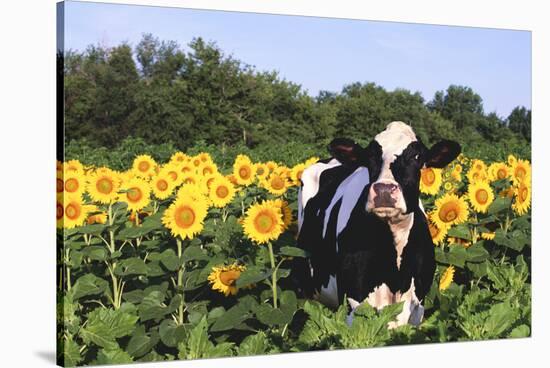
[57,149,531,366]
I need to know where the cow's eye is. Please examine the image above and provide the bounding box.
[414,154,419,160]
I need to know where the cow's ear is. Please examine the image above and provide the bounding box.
[328,138,363,165]
[426,140,461,168]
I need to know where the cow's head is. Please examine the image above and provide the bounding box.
[364,121,460,220]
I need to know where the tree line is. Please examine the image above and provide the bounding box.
[62,34,531,153]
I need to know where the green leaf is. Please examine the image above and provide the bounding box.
[179,317,210,360]
[235,267,273,288]
[159,319,188,348]
[138,291,170,322]
[80,308,138,350]
[279,246,308,258]
[126,325,159,358]
[71,273,108,300]
[158,249,179,271]
[493,229,527,251]
[95,348,133,365]
[182,246,209,262]
[488,197,512,215]
[59,336,82,367]
[210,303,251,332]
[435,246,468,268]
[116,224,156,239]
[238,332,269,356]
[81,246,108,261]
[509,324,530,338]
[447,224,471,240]
[254,303,294,326]
[485,302,519,337]
[76,224,106,235]
[465,242,489,263]
[115,257,148,276]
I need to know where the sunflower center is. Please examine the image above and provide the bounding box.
[175,206,196,229]
[57,203,64,220]
[475,189,489,204]
[156,179,168,191]
[65,178,79,193]
[168,171,178,181]
[497,168,507,179]
[65,203,80,220]
[96,178,113,194]
[239,166,251,180]
[127,187,143,203]
[203,167,213,175]
[138,161,150,172]
[181,166,191,173]
[56,178,64,193]
[193,159,201,167]
[256,167,265,175]
[429,222,440,239]
[515,167,526,180]
[216,185,229,199]
[219,270,241,286]
[254,212,276,234]
[422,169,436,185]
[439,202,458,223]
[520,187,528,201]
[271,176,285,190]
[206,177,215,188]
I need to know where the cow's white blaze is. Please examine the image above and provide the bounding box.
[321,167,370,244]
[298,158,341,230]
[314,275,339,309]
[366,121,418,216]
[389,213,414,269]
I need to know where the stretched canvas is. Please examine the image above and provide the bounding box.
[56,1,532,366]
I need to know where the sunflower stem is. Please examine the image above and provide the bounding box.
[65,247,72,292]
[176,238,186,325]
[267,242,278,308]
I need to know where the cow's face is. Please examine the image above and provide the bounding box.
[364,122,460,220]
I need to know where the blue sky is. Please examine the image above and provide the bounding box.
[63,1,531,118]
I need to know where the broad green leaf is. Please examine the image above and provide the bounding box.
[279,246,308,258]
[115,257,148,276]
[210,303,251,332]
[71,274,108,300]
[465,242,489,263]
[159,319,188,348]
[76,224,106,235]
[509,324,530,338]
[126,325,159,358]
[158,248,179,271]
[80,308,138,349]
[254,303,294,326]
[95,348,133,365]
[81,246,108,261]
[447,224,471,240]
[238,332,269,356]
[138,291,170,322]
[488,197,512,215]
[235,267,273,288]
[182,246,209,262]
[59,336,82,367]
[116,224,156,239]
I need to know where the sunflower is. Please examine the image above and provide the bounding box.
[177,183,209,202]
[271,199,292,230]
[305,157,320,168]
[428,216,448,245]
[197,152,213,164]
[162,195,208,240]
[470,159,487,173]
[499,186,515,199]
[254,163,269,181]
[87,168,121,204]
[480,231,496,240]
[431,193,469,230]
[86,205,107,225]
[56,194,64,229]
[243,201,284,244]
[170,151,189,164]
[132,154,157,178]
[290,163,306,186]
[199,162,218,177]
[63,170,86,197]
[511,159,531,186]
[443,182,453,192]
[439,266,455,291]
[208,264,246,296]
[265,161,278,173]
[64,159,84,174]
[507,154,517,167]
[488,162,511,182]
[467,181,495,213]
[264,173,288,196]
[119,178,151,212]
[162,163,184,187]
[179,161,194,174]
[447,236,472,248]
[191,155,203,168]
[209,176,236,208]
[512,181,531,215]
[466,167,488,183]
[233,156,256,186]
[181,172,200,186]
[151,172,175,200]
[419,167,443,195]
[62,195,90,229]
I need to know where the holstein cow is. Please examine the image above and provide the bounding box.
[294,121,460,327]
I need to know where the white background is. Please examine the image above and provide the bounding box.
[0,0,548,367]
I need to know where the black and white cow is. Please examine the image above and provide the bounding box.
[294,121,460,327]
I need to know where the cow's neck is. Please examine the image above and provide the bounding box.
[387,212,414,269]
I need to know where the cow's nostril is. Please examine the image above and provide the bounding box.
[373,182,398,195]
